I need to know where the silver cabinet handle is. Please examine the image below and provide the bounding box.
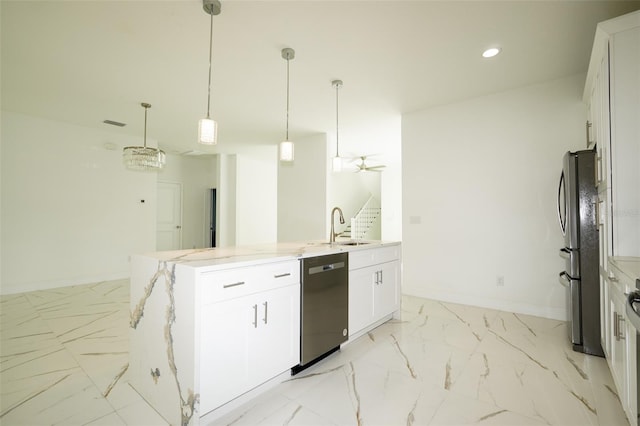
[252,304,258,328]
[374,270,383,285]
[263,301,268,324]
[274,273,291,279]
[586,121,594,147]
[617,314,626,340]
[223,281,246,289]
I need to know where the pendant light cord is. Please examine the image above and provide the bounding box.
[335,84,339,157]
[285,56,290,141]
[144,106,148,148]
[142,103,151,148]
[206,11,213,118]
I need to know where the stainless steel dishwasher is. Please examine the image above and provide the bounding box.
[294,252,349,373]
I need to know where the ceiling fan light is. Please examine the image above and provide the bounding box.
[198,118,217,145]
[280,140,294,162]
[332,156,342,172]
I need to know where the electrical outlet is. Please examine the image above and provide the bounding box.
[496,276,505,287]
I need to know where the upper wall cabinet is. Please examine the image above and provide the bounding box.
[584,11,640,261]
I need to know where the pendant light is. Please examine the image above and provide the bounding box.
[123,103,166,171]
[331,79,343,172]
[280,48,295,162]
[198,0,221,145]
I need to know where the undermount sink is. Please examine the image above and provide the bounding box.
[335,241,371,246]
[315,240,373,246]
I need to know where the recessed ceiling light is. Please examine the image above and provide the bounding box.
[482,47,501,58]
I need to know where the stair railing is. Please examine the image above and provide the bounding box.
[349,195,381,240]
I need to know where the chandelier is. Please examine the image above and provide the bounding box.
[123,103,166,171]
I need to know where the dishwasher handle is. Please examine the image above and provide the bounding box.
[308,261,346,275]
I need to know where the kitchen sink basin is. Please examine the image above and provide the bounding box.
[316,240,373,246]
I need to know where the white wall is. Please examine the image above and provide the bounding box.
[235,145,278,245]
[158,153,217,249]
[1,111,157,294]
[401,74,587,320]
[217,154,237,248]
[277,134,328,242]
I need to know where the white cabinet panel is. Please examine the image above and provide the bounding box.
[586,12,639,425]
[348,245,401,338]
[199,283,299,414]
[373,261,400,320]
[349,266,376,335]
[200,260,299,305]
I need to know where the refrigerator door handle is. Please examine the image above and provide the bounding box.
[557,171,566,235]
[558,271,570,288]
[559,248,571,260]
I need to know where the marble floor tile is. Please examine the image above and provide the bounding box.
[0,280,630,426]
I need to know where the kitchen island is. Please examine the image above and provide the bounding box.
[128,240,401,425]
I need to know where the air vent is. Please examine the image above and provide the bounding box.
[103,119,126,127]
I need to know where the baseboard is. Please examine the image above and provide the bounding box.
[402,288,568,321]
[0,272,129,295]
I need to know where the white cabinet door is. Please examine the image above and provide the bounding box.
[349,260,400,337]
[609,281,628,413]
[373,261,400,320]
[349,265,376,336]
[199,284,300,414]
[248,284,300,388]
[601,276,611,357]
[200,295,253,413]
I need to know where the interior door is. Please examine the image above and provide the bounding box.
[157,182,182,250]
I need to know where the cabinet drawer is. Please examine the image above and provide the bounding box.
[200,260,300,305]
[349,245,400,270]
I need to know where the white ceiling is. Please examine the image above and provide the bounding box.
[2,1,639,155]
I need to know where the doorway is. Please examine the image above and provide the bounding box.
[210,188,217,247]
[157,181,182,250]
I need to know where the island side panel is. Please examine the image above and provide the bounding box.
[129,255,199,426]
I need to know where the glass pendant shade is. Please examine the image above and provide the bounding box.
[198,117,218,145]
[280,140,294,162]
[331,80,343,173]
[332,155,342,172]
[280,48,295,162]
[199,0,221,145]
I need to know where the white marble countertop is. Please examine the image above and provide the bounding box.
[609,256,640,286]
[135,239,401,270]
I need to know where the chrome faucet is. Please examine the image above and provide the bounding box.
[330,207,345,243]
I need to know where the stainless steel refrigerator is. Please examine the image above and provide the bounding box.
[557,148,603,357]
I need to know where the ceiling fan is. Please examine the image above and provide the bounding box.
[353,155,386,172]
